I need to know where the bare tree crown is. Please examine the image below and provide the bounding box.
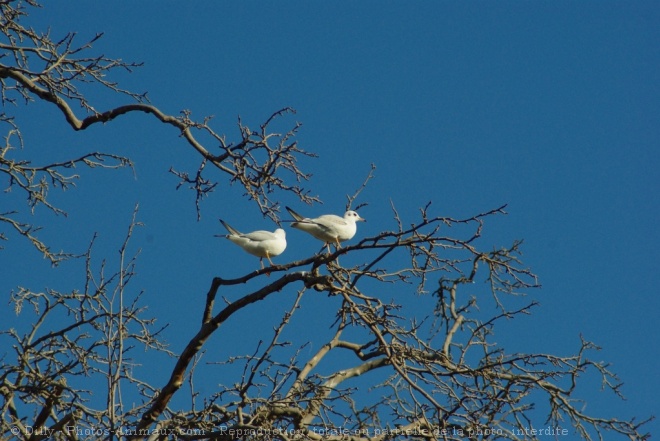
[0,2,651,440]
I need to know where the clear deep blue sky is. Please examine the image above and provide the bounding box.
[2,1,658,436]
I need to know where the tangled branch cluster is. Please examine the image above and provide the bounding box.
[0,0,317,262]
[2,203,651,440]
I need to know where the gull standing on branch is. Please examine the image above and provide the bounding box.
[285,206,366,252]
[216,220,287,269]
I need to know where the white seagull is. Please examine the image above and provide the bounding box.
[217,220,287,269]
[286,206,365,251]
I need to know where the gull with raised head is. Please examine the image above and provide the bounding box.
[285,206,365,251]
[217,220,287,269]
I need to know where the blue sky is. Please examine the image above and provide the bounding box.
[2,1,658,437]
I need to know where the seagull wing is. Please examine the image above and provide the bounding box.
[314,214,348,228]
[285,206,306,222]
[220,219,241,236]
[243,230,279,242]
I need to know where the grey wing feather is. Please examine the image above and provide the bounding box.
[316,215,348,227]
[244,231,277,241]
[285,206,305,222]
[220,219,241,236]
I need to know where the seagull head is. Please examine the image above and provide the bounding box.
[345,211,366,223]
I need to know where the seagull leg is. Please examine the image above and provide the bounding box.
[331,239,343,265]
[264,253,273,277]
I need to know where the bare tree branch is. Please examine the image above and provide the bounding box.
[1,5,318,262]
